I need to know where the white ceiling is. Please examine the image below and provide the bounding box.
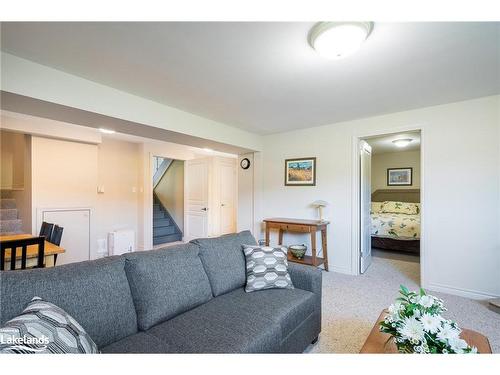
[1,22,499,135]
[366,131,421,154]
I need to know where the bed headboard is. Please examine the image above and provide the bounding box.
[371,189,420,203]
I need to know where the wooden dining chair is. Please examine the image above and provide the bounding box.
[49,225,64,246]
[0,236,45,271]
[49,225,63,266]
[39,221,54,240]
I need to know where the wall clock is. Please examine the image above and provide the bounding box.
[240,158,251,170]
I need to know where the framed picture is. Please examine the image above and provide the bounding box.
[387,167,413,186]
[285,157,316,186]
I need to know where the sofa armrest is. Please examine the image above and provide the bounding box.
[288,263,322,296]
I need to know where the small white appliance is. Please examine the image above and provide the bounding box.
[108,230,135,256]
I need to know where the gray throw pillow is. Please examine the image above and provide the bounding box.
[0,297,98,354]
[243,245,294,292]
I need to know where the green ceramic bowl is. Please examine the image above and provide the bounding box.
[289,244,307,259]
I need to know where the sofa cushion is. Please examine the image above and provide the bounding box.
[146,292,281,353]
[124,244,213,331]
[0,296,98,354]
[100,332,174,354]
[216,287,315,339]
[0,256,137,349]
[191,230,257,297]
[243,245,294,292]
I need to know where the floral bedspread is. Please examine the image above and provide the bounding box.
[371,212,420,240]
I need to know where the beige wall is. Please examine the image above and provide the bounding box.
[31,136,98,257]
[371,150,420,192]
[257,95,500,299]
[1,130,26,189]
[96,137,141,250]
[31,136,142,258]
[154,160,184,233]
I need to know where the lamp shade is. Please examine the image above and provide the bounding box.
[311,200,329,207]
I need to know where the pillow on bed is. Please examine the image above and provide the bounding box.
[371,202,384,214]
[381,201,419,215]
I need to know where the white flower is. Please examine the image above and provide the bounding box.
[470,346,478,354]
[397,317,425,342]
[420,313,442,334]
[418,295,434,308]
[437,323,460,341]
[448,337,469,354]
[388,303,401,320]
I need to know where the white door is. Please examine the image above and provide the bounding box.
[41,209,90,265]
[360,140,372,273]
[218,160,236,235]
[184,158,209,241]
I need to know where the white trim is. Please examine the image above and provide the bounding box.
[351,124,426,280]
[426,282,500,300]
[331,265,351,275]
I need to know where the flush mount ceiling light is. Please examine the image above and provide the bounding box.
[99,128,115,134]
[309,22,374,59]
[392,138,413,148]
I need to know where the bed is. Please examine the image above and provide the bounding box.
[370,189,420,254]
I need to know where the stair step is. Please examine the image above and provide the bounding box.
[153,225,176,237]
[0,209,18,220]
[153,211,166,219]
[153,218,171,227]
[153,233,183,245]
[0,219,22,234]
[0,199,16,209]
[0,190,14,199]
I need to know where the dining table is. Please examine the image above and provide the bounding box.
[0,233,65,269]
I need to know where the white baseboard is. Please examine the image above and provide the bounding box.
[425,282,500,300]
[330,265,352,275]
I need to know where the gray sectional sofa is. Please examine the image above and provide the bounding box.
[0,231,322,353]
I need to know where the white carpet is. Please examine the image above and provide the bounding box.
[307,253,500,353]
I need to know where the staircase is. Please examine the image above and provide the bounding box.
[0,191,23,235]
[153,193,182,245]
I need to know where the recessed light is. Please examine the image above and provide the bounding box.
[392,139,413,148]
[99,128,115,134]
[309,22,373,59]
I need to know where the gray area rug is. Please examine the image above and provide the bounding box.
[307,253,499,353]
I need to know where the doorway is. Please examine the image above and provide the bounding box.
[152,156,184,246]
[356,130,422,280]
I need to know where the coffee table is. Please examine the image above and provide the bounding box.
[360,310,492,353]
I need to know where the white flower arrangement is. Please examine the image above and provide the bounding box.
[380,285,478,354]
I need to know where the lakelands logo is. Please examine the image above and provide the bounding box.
[0,335,50,352]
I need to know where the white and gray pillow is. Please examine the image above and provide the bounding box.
[0,297,98,354]
[243,245,294,292]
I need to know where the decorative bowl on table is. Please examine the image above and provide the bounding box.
[288,244,307,259]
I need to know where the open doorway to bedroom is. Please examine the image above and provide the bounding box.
[359,130,421,277]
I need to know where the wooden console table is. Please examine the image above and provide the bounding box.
[263,218,329,271]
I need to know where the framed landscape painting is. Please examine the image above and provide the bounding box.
[285,157,316,186]
[387,167,412,186]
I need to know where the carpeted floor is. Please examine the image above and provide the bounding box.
[307,251,500,353]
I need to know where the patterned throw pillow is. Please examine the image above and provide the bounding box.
[381,201,419,215]
[0,297,98,354]
[242,245,294,292]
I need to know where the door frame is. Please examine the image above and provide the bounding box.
[350,125,426,286]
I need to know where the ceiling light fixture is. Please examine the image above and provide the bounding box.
[99,128,116,134]
[392,139,413,148]
[309,22,374,59]
[203,148,214,153]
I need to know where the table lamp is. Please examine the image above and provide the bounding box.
[311,200,329,222]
